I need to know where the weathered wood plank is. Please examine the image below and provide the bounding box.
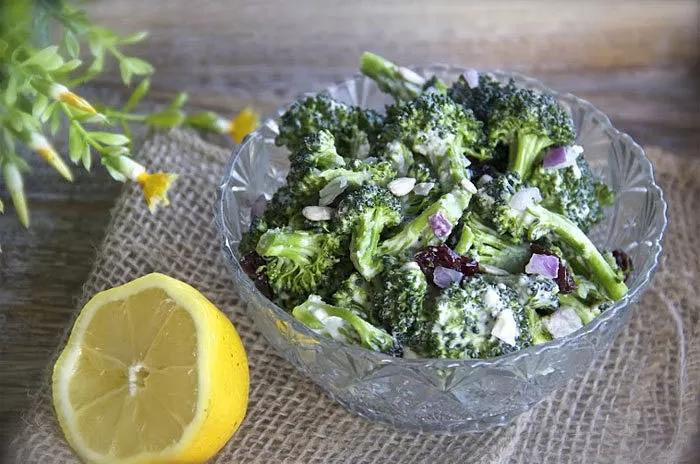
[1,0,698,447]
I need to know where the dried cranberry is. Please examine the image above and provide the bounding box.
[240,252,273,298]
[414,244,478,283]
[612,249,633,282]
[529,243,576,294]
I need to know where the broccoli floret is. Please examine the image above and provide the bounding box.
[292,294,402,355]
[331,272,373,318]
[475,174,628,301]
[381,140,414,176]
[380,188,472,256]
[455,212,530,273]
[255,228,347,309]
[486,87,575,180]
[380,91,487,190]
[335,185,403,280]
[373,260,429,345]
[239,185,298,255]
[359,51,446,101]
[287,133,397,207]
[418,276,528,359]
[392,156,440,218]
[529,155,615,232]
[509,274,560,315]
[448,74,517,125]
[276,92,383,157]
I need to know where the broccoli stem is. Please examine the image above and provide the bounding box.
[256,229,319,264]
[558,294,601,325]
[526,308,553,345]
[508,132,553,180]
[292,295,396,352]
[351,210,393,280]
[380,189,472,255]
[527,204,628,300]
[463,214,531,273]
[454,222,474,255]
[360,51,426,101]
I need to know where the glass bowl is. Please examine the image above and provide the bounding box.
[216,65,667,433]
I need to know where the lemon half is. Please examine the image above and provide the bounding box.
[52,273,249,464]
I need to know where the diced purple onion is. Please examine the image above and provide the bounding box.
[429,212,453,238]
[464,70,479,89]
[525,253,560,279]
[542,147,567,168]
[433,266,464,288]
[542,145,583,169]
[251,194,267,219]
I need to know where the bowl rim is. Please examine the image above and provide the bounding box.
[216,64,668,369]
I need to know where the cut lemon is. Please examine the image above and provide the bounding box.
[52,273,249,464]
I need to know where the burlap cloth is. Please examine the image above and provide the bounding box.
[6,129,700,463]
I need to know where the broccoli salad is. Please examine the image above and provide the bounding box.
[239,52,632,360]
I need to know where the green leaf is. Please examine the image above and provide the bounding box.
[124,79,150,112]
[64,31,80,59]
[50,106,62,135]
[121,119,133,147]
[144,109,185,128]
[123,57,154,76]
[0,198,4,214]
[168,92,188,109]
[100,154,128,182]
[23,45,64,70]
[81,141,92,171]
[5,75,18,106]
[33,94,49,119]
[119,31,149,44]
[68,125,82,163]
[2,128,16,153]
[119,60,133,86]
[40,102,57,123]
[102,146,129,156]
[55,59,82,74]
[89,132,131,146]
[86,54,104,77]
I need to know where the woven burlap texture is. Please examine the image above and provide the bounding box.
[7,129,700,464]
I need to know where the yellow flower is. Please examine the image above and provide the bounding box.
[108,155,178,213]
[218,107,260,144]
[136,171,179,212]
[49,83,98,115]
[28,133,73,181]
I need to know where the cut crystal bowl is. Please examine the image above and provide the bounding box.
[216,65,667,433]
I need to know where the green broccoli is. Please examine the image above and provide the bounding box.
[448,74,517,124]
[276,92,383,157]
[359,51,446,101]
[486,87,575,180]
[255,228,347,309]
[525,306,553,345]
[331,272,373,318]
[380,187,472,256]
[475,173,628,300]
[454,212,531,273]
[238,185,297,256]
[380,91,487,189]
[292,294,402,355]
[373,259,429,346]
[529,155,615,232]
[417,276,528,359]
[335,185,403,280]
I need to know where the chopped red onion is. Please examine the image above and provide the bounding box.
[542,145,583,169]
[464,70,479,89]
[433,266,463,288]
[525,253,560,279]
[429,212,452,238]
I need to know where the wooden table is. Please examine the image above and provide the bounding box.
[1,0,699,446]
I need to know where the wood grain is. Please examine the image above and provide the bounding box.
[1,0,699,449]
